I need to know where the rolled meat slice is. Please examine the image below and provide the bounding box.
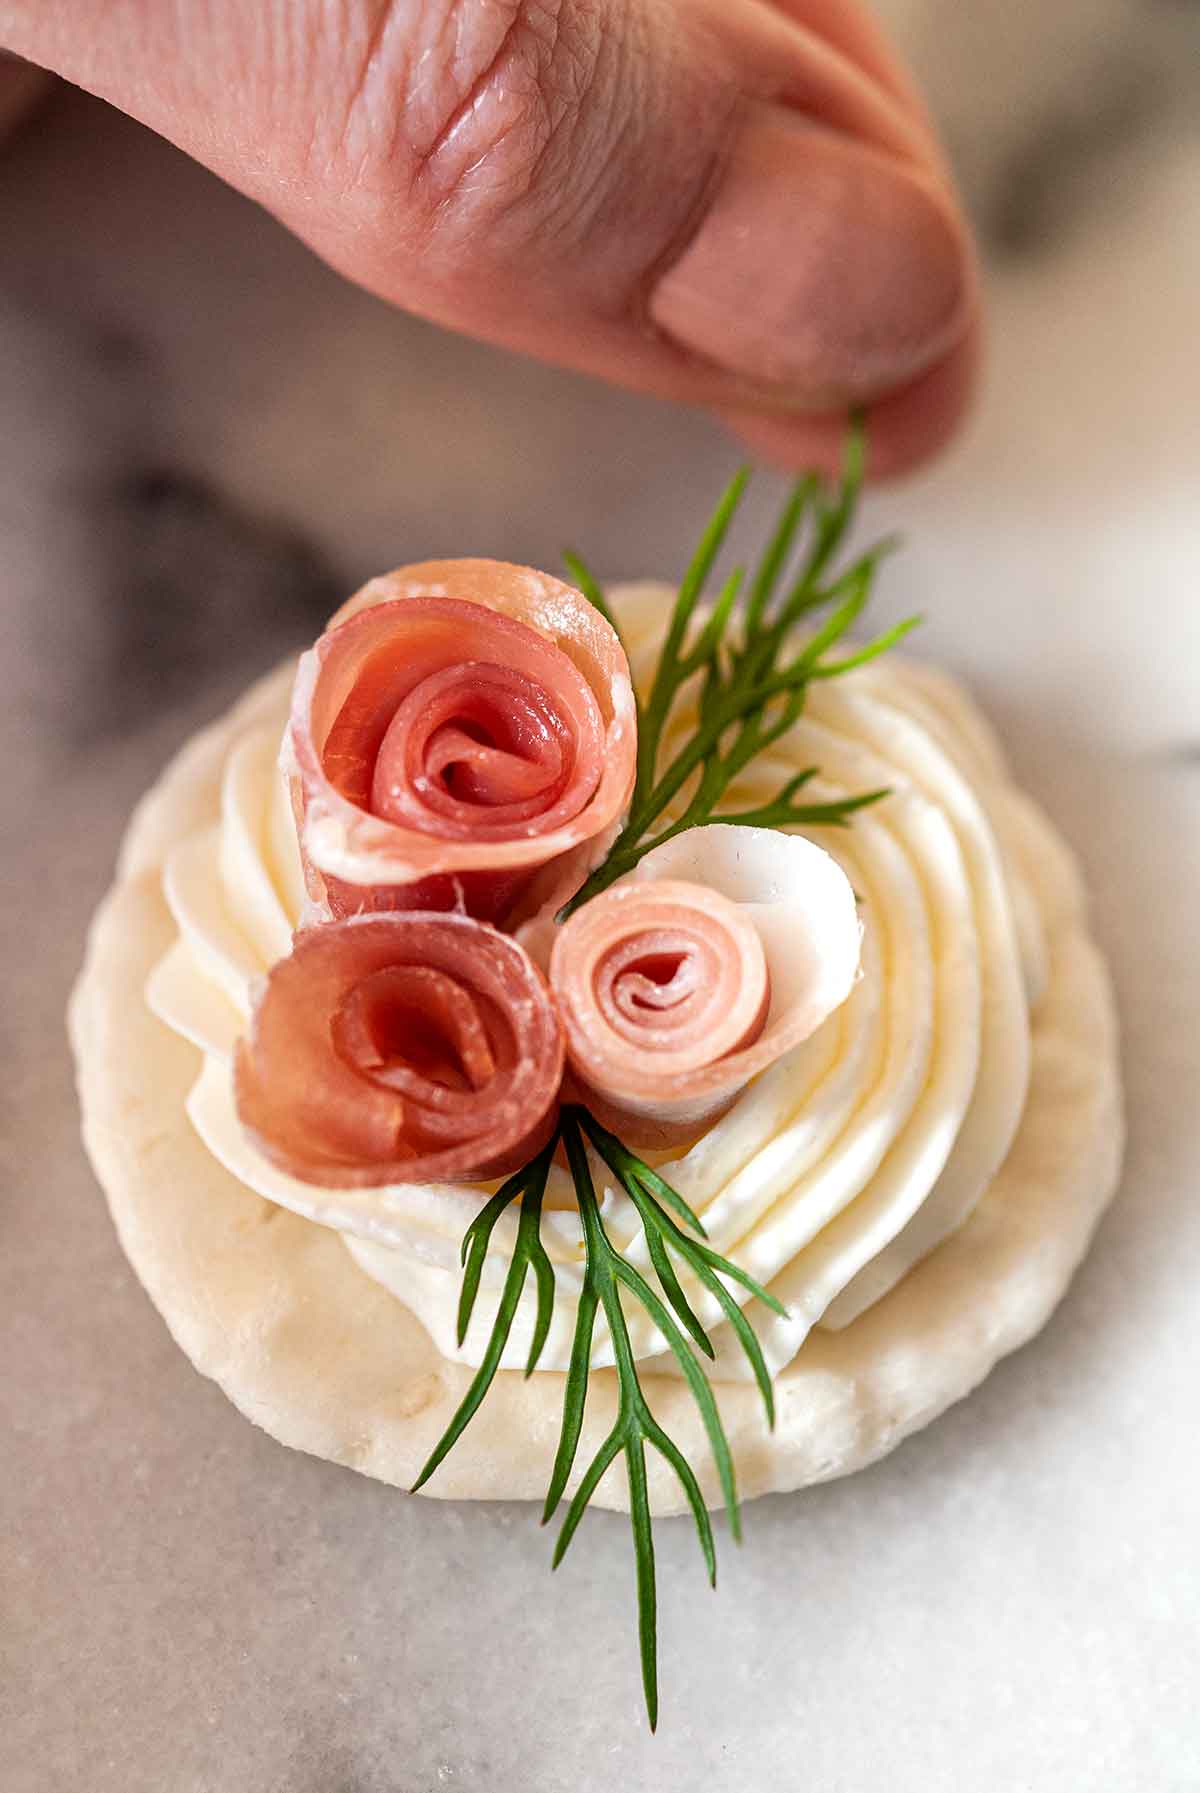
[288,560,637,924]
[235,913,564,1186]
[549,826,862,1148]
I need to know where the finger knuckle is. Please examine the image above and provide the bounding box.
[345,0,609,259]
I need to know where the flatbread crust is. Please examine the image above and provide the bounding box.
[69,667,1123,1513]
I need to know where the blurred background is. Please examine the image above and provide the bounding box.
[3,5,1199,1790]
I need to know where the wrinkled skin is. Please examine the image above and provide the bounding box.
[4,0,977,476]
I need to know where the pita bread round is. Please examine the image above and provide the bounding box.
[69,665,1123,1513]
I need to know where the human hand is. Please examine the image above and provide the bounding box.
[2,1,978,474]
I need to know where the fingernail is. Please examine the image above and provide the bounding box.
[649,107,972,408]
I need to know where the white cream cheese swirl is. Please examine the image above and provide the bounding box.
[146,585,1048,1384]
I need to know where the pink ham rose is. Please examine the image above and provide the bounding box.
[548,826,862,1150]
[288,560,636,925]
[235,913,564,1187]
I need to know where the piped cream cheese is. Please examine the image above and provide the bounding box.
[146,585,1046,1384]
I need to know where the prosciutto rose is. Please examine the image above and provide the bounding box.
[288,560,636,924]
[235,914,564,1186]
[548,826,862,1148]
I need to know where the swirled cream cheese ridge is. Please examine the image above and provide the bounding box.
[146,584,1050,1384]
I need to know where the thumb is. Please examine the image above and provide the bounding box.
[7,0,976,472]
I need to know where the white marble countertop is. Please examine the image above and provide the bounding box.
[2,69,1198,1793]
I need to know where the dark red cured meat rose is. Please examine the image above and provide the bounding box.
[234,913,564,1186]
[287,560,636,925]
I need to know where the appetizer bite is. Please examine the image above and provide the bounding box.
[72,433,1122,1726]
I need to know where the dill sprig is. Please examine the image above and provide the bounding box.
[413,1107,785,1729]
[410,1133,558,1492]
[559,421,918,917]
[412,428,917,1728]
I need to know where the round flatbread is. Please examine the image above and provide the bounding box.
[70,664,1123,1513]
